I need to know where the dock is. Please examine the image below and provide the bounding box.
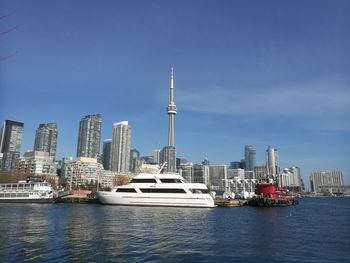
[55,194,99,204]
[214,198,248,207]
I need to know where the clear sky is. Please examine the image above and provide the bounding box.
[1,0,349,187]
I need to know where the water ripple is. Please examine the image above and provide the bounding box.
[0,198,349,262]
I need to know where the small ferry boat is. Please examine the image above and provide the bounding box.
[0,179,56,203]
[97,166,215,208]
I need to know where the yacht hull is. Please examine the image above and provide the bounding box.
[97,191,215,208]
[0,198,54,203]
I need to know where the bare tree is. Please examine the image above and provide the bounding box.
[0,12,18,61]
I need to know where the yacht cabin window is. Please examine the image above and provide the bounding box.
[190,189,210,194]
[131,178,157,183]
[115,188,137,193]
[159,179,182,183]
[140,188,186,193]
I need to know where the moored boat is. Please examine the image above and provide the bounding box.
[248,180,298,207]
[0,179,56,203]
[96,167,215,208]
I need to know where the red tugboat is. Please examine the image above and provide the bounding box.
[248,179,298,207]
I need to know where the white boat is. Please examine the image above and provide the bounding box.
[0,180,56,203]
[97,171,215,208]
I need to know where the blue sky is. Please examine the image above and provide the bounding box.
[1,0,349,187]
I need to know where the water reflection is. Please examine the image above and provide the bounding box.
[12,204,216,262]
[0,204,52,262]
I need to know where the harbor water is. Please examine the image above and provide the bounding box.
[0,197,349,262]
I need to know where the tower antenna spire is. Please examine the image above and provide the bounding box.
[170,67,174,103]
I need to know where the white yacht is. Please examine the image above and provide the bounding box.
[0,180,56,203]
[97,171,215,208]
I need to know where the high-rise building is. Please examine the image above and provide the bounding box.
[193,163,210,185]
[102,139,112,170]
[266,146,279,177]
[289,166,302,187]
[160,146,176,172]
[34,123,58,159]
[227,168,245,180]
[176,157,188,168]
[178,162,193,182]
[152,148,160,164]
[0,120,24,171]
[254,165,268,180]
[129,149,140,173]
[76,114,102,158]
[209,165,227,191]
[162,68,177,172]
[244,145,256,172]
[111,121,131,174]
[309,171,343,193]
[279,167,302,190]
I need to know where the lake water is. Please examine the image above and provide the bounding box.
[0,197,349,262]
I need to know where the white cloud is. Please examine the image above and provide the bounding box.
[177,82,350,119]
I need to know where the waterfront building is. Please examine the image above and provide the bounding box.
[254,165,268,180]
[152,148,160,164]
[279,167,302,190]
[227,168,245,180]
[309,171,343,193]
[15,151,57,177]
[244,145,256,172]
[0,120,24,171]
[102,139,112,170]
[129,149,140,173]
[34,123,58,159]
[245,171,255,179]
[266,146,279,177]
[289,166,302,188]
[76,114,102,158]
[139,163,160,173]
[162,68,177,172]
[176,157,188,168]
[178,162,193,182]
[61,157,116,188]
[193,163,210,186]
[230,178,257,198]
[209,165,227,191]
[160,146,176,172]
[111,121,131,174]
[318,185,350,195]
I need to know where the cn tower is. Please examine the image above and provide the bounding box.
[167,67,177,147]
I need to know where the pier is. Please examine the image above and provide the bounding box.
[55,192,99,204]
[214,198,248,207]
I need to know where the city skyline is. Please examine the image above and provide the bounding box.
[1,0,349,185]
